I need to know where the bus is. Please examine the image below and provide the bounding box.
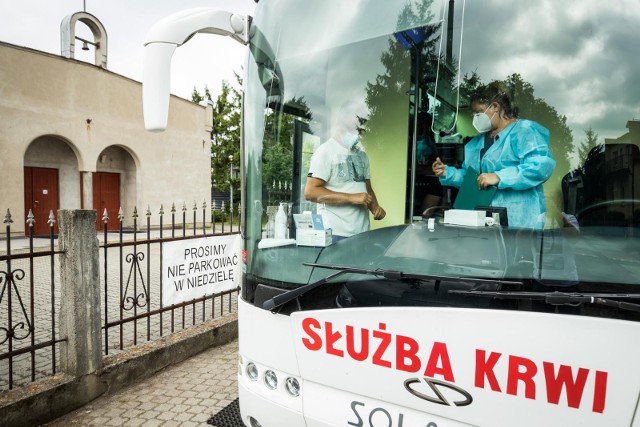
[143,1,640,426]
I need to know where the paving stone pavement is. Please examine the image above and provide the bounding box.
[43,339,239,427]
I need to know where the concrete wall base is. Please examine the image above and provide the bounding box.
[0,314,237,427]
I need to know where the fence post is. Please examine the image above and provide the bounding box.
[58,209,103,376]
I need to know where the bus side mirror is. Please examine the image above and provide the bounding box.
[142,8,251,132]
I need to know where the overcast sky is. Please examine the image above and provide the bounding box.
[453,0,640,144]
[0,0,257,100]
[2,0,638,147]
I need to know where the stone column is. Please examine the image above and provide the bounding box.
[81,172,93,210]
[58,209,103,376]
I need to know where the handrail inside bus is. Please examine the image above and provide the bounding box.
[431,0,466,136]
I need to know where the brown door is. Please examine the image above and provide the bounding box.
[93,172,121,231]
[24,167,59,236]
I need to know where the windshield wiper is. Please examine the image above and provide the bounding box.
[262,262,523,311]
[448,290,640,313]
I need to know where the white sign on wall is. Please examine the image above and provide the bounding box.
[162,234,242,306]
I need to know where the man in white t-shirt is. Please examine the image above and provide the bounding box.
[304,101,386,240]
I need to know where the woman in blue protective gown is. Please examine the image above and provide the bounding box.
[432,81,556,229]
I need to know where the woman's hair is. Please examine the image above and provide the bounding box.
[470,80,519,119]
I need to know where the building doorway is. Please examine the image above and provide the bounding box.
[93,172,121,231]
[23,166,60,235]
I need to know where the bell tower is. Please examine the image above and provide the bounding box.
[60,11,108,68]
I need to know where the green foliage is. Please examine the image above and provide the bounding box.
[194,74,242,194]
[365,33,412,139]
[577,127,600,169]
[366,0,444,144]
[263,141,293,186]
[459,70,482,98]
[506,74,573,178]
[191,86,206,104]
[261,96,311,189]
[211,209,225,223]
[211,208,239,225]
[194,70,312,203]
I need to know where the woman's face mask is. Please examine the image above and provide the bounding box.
[472,104,496,133]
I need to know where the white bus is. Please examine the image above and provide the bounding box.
[143,1,640,426]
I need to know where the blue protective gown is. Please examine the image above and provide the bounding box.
[440,119,555,229]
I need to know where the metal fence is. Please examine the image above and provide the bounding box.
[100,202,240,355]
[0,209,64,391]
[0,201,241,392]
[268,180,292,206]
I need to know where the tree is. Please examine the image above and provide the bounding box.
[261,97,311,186]
[577,127,600,169]
[190,86,209,104]
[507,74,574,179]
[263,141,292,188]
[365,0,441,144]
[193,74,242,199]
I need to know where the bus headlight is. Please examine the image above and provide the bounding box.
[285,377,300,397]
[246,362,259,381]
[264,370,278,390]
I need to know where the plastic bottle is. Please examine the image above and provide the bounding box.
[266,207,276,238]
[274,202,287,239]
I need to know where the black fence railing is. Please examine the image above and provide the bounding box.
[100,202,241,356]
[1,201,241,392]
[0,209,65,391]
[268,180,292,206]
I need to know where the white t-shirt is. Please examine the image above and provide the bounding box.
[307,138,371,237]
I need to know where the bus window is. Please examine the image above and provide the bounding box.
[240,0,640,306]
[251,29,415,245]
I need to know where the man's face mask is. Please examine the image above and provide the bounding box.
[343,131,360,149]
[472,104,496,134]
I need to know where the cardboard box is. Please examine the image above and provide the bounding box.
[293,213,324,230]
[443,209,487,227]
[293,212,331,246]
[296,228,332,247]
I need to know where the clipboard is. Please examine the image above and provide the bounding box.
[453,166,497,210]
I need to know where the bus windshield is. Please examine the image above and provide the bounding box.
[242,0,640,319]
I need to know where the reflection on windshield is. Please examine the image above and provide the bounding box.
[303,100,387,242]
[244,0,640,305]
[566,142,639,232]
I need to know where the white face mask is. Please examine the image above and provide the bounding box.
[472,105,496,134]
[343,131,360,149]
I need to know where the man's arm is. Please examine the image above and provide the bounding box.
[365,180,386,220]
[304,177,371,206]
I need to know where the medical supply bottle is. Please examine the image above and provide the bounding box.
[274,202,287,239]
